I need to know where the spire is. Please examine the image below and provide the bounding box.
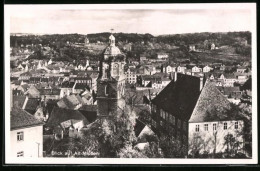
[109,29,115,46]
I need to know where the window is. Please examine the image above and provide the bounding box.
[213,123,216,131]
[104,85,109,96]
[195,125,199,132]
[235,122,238,129]
[204,124,208,131]
[17,132,24,141]
[17,151,24,157]
[224,122,227,130]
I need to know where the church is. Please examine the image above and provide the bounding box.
[96,32,127,118]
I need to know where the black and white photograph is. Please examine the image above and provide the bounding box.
[4,3,257,164]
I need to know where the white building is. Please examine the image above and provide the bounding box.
[125,68,137,84]
[203,66,213,73]
[10,107,44,158]
[188,81,244,156]
[191,66,202,73]
[157,53,169,59]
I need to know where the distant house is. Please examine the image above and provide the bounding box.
[203,66,213,73]
[236,67,247,73]
[191,66,202,73]
[157,53,168,60]
[162,64,177,74]
[10,107,44,158]
[217,87,242,104]
[38,89,62,100]
[177,65,187,73]
[189,45,196,52]
[125,68,138,84]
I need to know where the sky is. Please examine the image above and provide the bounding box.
[7,6,253,35]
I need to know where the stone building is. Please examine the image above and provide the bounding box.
[96,33,126,118]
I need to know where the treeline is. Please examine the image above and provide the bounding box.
[157,31,251,46]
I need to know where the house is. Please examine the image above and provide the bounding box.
[60,81,75,97]
[38,89,62,100]
[57,94,84,110]
[151,74,205,152]
[188,81,244,156]
[189,45,196,52]
[72,83,89,94]
[45,107,89,139]
[203,66,213,73]
[157,53,169,59]
[223,74,237,87]
[191,66,202,73]
[151,74,245,156]
[125,68,138,84]
[10,107,44,158]
[162,64,177,74]
[210,43,216,50]
[217,87,242,104]
[24,86,41,98]
[236,67,247,73]
[177,65,187,73]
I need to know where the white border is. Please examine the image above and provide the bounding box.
[4,3,257,165]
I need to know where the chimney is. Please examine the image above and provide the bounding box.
[200,77,204,91]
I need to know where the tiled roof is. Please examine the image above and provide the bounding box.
[189,81,232,123]
[78,105,97,123]
[24,98,41,114]
[152,74,202,120]
[13,96,27,108]
[45,107,89,127]
[38,89,61,95]
[61,81,75,88]
[11,107,44,130]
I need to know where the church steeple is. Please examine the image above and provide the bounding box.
[96,30,126,118]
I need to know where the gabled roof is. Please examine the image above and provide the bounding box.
[11,107,44,130]
[45,107,89,127]
[152,74,202,120]
[189,81,232,123]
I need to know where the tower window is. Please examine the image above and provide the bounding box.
[105,85,109,96]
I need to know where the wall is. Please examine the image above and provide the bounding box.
[10,125,43,158]
[188,120,244,155]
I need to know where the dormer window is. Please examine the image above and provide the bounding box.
[105,85,109,96]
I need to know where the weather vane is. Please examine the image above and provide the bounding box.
[110,28,114,34]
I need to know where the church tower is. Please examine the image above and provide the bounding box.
[96,30,126,118]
